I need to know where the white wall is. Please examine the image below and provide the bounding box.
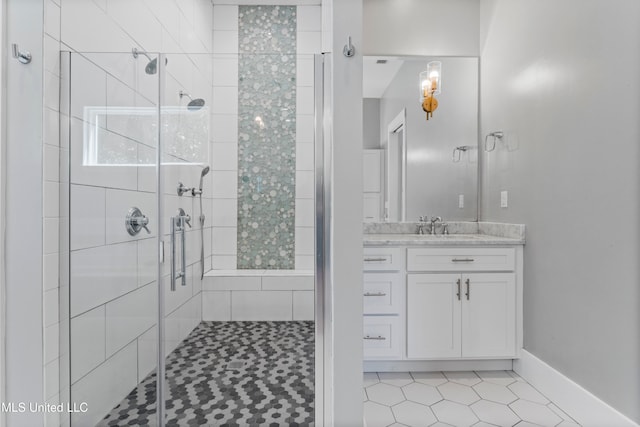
[5,1,45,426]
[328,0,364,424]
[363,0,479,56]
[479,0,640,423]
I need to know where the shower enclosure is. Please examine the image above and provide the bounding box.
[59,49,325,426]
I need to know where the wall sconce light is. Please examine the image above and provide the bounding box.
[419,61,442,121]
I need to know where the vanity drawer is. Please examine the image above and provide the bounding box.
[363,247,403,271]
[363,273,403,314]
[363,315,402,359]
[407,247,515,272]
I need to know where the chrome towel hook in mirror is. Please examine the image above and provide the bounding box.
[484,131,504,152]
[343,36,355,57]
[12,44,32,64]
[452,145,471,162]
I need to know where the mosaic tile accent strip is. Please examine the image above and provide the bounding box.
[99,321,315,426]
[237,6,297,269]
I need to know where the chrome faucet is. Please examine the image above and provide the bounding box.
[430,216,442,235]
[417,216,428,235]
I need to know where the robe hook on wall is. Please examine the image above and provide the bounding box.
[12,44,32,64]
[484,131,504,152]
[343,36,355,57]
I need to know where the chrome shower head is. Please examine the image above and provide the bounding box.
[132,48,167,75]
[199,165,210,191]
[179,90,206,111]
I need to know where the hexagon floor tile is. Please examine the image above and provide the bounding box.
[438,382,481,405]
[363,370,581,427]
[471,399,520,426]
[473,381,518,404]
[367,382,406,406]
[364,401,396,427]
[379,371,415,387]
[392,400,438,427]
[402,382,443,406]
[510,399,563,426]
[99,321,314,426]
[443,371,482,386]
[431,400,479,427]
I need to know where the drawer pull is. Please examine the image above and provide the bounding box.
[452,258,475,262]
[364,292,387,297]
[465,278,470,300]
[456,278,461,301]
[364,257,388,262]
[364,335,387,341]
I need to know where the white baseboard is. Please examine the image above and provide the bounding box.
[364,359,513,372]
[514,350,639,427]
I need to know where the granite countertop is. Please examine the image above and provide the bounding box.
[363,222,525,246]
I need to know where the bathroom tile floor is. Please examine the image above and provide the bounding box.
[99,321,314,426]
[363,371,581,427]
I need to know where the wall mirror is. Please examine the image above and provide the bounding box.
[363,56,479,222]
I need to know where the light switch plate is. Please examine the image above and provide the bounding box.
[500,190,508,208]
[458,194,464,208]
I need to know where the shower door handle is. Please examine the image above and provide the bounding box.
[170,217,179,291]
[170,209,191,291]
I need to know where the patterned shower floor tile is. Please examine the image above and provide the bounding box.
[98,321,314,426]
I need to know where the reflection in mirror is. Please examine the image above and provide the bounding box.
[363,56,479,222]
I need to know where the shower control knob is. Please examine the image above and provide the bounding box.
[126,207,151,236]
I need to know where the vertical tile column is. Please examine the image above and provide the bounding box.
[211,5,240,269]
[237,5,297,269]
[294,5,322,270]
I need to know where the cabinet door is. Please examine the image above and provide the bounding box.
[363,193,381,222]
[461,273,516,358]
[407,274,461,359]
[363,149,382,192]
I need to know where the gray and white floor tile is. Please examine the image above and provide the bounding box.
[364,370,581,427]
[99,321,314,426]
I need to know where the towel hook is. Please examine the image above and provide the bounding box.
[484,131,504,152]
[12,44,32,64]
[343,36,355,58]
[452,145,471,162]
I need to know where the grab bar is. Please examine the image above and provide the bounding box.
[170,208,191,291]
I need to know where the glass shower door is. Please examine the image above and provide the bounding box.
[61,51,163,426]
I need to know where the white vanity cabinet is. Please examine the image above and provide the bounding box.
[363,242,523,368]
[407,272,516,359]
[407,247,517,359]
[362,247,404,359]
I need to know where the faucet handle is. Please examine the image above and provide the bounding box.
[431,216,442,223]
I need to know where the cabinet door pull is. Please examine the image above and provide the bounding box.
[465,278,470,300]
[364,292,387,297]
[364,335,386,341]
[456,279,461,301]
[364,257,388,262]
[452,258,475,262]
